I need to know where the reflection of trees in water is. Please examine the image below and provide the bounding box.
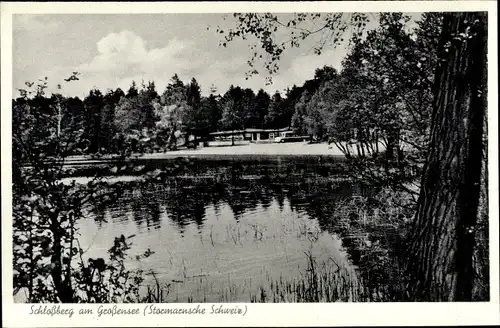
[131,198,143,228]
[161,184,211,232]
[275,190,286,212]
[260,188,274,210]
[224,182,262,221]
[192,201,206,229]
[126,190,163,231]
[304,193,408,300]
[91,159,359,235]
[85,158,399,297]
[96,169,360,236]
[92,208,107,229]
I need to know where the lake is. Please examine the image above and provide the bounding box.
[74,157,378,302]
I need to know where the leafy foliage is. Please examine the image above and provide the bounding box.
[216,11,488,301]
[13,79,154,303]
[214,13,368,80]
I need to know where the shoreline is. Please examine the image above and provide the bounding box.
[61,142,348,166]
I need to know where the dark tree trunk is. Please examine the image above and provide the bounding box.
[407,12,487,301]
[168,129,177,151]
[50,214,73,302]
[386,132,397,161]
[92,111,101,154]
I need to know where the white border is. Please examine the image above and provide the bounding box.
[1,2,499,327]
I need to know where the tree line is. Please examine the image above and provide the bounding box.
[13,65,343,156]
[13,14,442,162]
[217,11,488,301]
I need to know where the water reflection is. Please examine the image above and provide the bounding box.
[78,158,373,302]
[90,178,359,234]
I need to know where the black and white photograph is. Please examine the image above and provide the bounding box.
[1,1,499,326]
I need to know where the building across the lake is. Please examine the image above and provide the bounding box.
[209,127,293,143]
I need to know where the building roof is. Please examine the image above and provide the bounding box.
[209,127,292,136]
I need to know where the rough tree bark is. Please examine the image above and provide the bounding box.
[407,12,487,301]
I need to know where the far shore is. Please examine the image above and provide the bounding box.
[62,142,351,166]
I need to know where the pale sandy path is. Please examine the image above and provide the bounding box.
[143,142,345,157]
[64,142,348,164]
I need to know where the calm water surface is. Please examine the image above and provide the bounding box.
[76,158,366,302]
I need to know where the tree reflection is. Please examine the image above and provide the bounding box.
[147,198,162,230]
[81,157,403,298]
[96,159,358,235]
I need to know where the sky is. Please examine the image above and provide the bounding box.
[12,13,417,98]
[12,14,358,98]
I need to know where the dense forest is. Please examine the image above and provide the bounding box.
[13,14,439,158]
[13,66,340,156]
[216,11,489,301]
